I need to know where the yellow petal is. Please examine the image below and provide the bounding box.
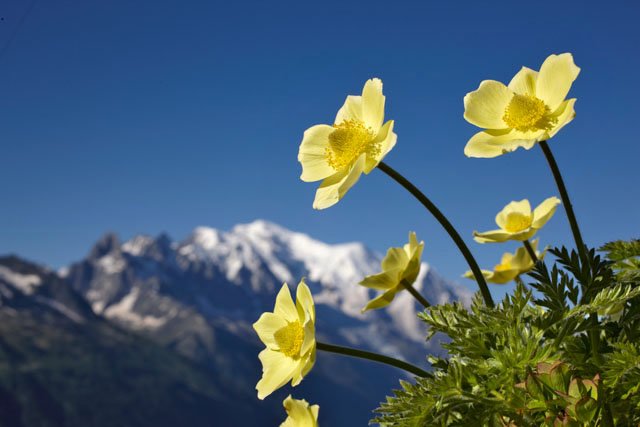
[403,231,419,257]
[281,396,319,427]
[402,257,422,285]
[274,283,299,323]
[547,98,576,139]
[487,268,520,284]
[359,269,402,290]
[361,288,398,313]
[256,349,298,400]
[511,245,535,270]
[381,247,410,272]
[295,279,315,324]
[532,196,561,229]
[300,319,315,356]
[508,67,538,96]
[364,120,396,173]
[536,53,580,111]
[253,312,288,350]
[298,125,336,182]
[310,405,320,423]
[361,78,385,130]
[464,128,543,158]
[495,199,532,229]
[463,80,513,129]
[335,95,362,124]
[312,154,365,210]
[473,229,514,243]
[301,348,316,378]
[463,269,493,281]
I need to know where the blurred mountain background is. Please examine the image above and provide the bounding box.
[0,220,471,426]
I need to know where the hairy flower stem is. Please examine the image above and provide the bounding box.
[538,141,587,263]
[377,161,494,308]
[316,341,431,378]
[400,279,431,309]
[523,240,538,263]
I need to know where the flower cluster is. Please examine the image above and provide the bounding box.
[252,53,590,425]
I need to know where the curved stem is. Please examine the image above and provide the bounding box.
[523,240,538,263]
[316,341,431,378]
[377,161,494,308]
[538,141,587,262]
[400,279,431,309]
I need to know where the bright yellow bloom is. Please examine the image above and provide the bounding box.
[464,239,544,284]
[463,53,580,158]
[359,232,424,312]
[253,280,316,400]
[280,395,319,427]
[298,78,397,209]
[473,197,561,243]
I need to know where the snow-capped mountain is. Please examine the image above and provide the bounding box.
[0,220,474,426]
[66,220,472,363]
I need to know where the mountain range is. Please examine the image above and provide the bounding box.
[0,220,472,426]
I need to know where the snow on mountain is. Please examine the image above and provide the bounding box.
[0,265,43,295]
[65,219,472,363]
[171,220,471,342]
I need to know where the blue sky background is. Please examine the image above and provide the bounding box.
[2,0,639,299]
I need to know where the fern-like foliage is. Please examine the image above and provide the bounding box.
[373,240,640,426]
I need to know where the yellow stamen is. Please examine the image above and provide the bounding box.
[503,212,533,233]
[502,94,556,132]
[274,321,305,358]
[326,119,378,170]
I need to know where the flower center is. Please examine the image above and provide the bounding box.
[274,321,305,358]
[494,262,512,272]
[502,94,556,132]
[503,212,533,233]
[326,119,378,170]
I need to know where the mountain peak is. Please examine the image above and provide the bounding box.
[232,219,292,238]
[89,232,121,260]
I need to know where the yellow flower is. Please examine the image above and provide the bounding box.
[298,78,397,209]
[473,197,561,243]
[253,280,316,400]
[464,239,544,284]
[359,232,424,312]
[280,395,320,427]
[463,53,580,158]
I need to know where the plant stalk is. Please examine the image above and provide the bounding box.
[400,279,431,309]
[538,141,587,263]
[377,161,494,308]
[523,240,538,263]
[316,341,431,378]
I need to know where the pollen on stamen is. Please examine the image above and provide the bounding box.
[325,119,379,170]
[503,212,533,233]
[502,94,557,132]
[274,321,305,358]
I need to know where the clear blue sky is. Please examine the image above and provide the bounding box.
[2,0,639,298]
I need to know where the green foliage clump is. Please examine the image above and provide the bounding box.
[374,240,640,426]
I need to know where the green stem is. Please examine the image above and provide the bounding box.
[589,314,603,364]
[316,341,431,378]
[538,141,587,262]
[400,279,431,309]
[523,240,538,263]
[377,161,494,308]
[538,142,601,366]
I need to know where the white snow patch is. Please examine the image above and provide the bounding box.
[122,235,154,256]
[0,266,42,295]
[103,288,167,329]
[97,254,126,274]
